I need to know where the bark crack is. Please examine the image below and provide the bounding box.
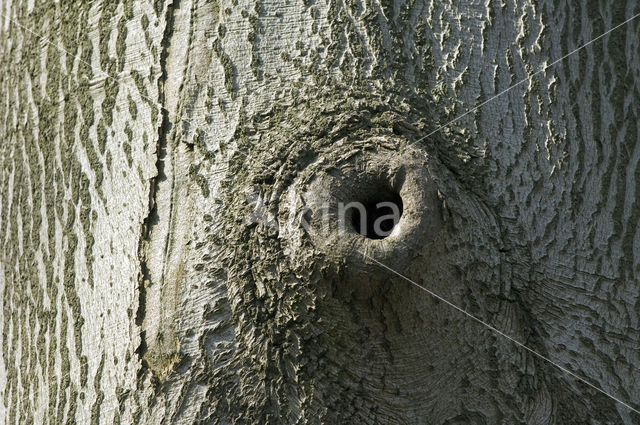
[136,0,178,372]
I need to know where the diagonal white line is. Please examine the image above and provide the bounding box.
[0,8,209,144]
[408,11,640,148]
[4,8,639,161]
[360,249,640,415]
[3,3,640,418]
[0,10,162,113]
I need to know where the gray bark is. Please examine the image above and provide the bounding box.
[1,0,639,424]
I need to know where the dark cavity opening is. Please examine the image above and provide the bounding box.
[351,189,403,239]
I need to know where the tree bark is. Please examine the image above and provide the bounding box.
[1,0,639,424]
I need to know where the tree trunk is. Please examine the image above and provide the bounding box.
[1,0,639,424]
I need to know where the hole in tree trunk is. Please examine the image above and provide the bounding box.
[350,189,403,239]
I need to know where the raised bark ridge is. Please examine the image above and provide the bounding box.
[0,1,170,423]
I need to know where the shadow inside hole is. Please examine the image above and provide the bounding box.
[350,190,403,239]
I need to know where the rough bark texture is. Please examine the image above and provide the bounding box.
[0,1,170,423]
[1,0,639,424]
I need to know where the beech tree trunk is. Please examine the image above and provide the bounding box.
[1,0,639,424]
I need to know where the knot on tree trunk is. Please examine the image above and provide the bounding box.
[198,96,537,422]
[280,142,445,283]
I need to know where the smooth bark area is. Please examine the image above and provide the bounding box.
[1,0,639,424]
